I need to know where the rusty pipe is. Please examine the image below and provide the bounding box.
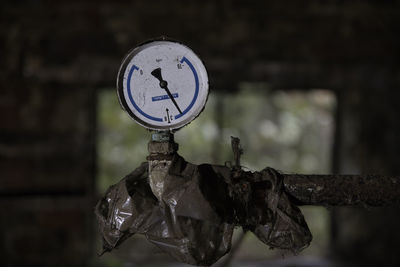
[282,173,400,207]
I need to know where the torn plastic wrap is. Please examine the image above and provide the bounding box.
[95,154,312,266]
[229,167,313,253]
[96,155,234,266]
[95,162,156,252]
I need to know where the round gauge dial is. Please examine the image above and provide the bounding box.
[117,40,209,130]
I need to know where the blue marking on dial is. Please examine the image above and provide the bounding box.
[127,65,163,122]
[152,93,179,102]
[175,57,199,119]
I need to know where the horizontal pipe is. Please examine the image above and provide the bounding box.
[282,174,400,207]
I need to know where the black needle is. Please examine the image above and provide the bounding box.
[151,68,183,114]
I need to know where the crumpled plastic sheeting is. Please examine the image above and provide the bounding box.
[229,167,312,253]
[95,162,156,251]
[95,155,312,266]
[96,155,233,266]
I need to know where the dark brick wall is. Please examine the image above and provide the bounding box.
[0,84,95,194]
[0,82,96,266]
[1,0,400,266]
[2,0,400,89]
[1,197,91,266]
[332,84,400,267]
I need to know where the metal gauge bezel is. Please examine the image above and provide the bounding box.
[117,40,209,131]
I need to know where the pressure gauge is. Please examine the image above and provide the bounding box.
[117,40,209,131]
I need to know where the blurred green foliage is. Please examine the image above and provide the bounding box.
[96,86,335,265]
[97,90,149,193]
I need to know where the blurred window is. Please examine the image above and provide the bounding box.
[96,86,336,266]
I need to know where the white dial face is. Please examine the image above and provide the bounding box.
[117,40,209,130]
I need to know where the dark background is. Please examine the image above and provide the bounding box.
[1,0,400,266]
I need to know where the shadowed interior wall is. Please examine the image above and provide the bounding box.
[332,84,400,267]
[1,0,400,266]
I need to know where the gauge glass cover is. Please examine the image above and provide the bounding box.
[117,41,209,130]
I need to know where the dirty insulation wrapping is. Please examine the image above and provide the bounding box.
[95,154,312,266]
